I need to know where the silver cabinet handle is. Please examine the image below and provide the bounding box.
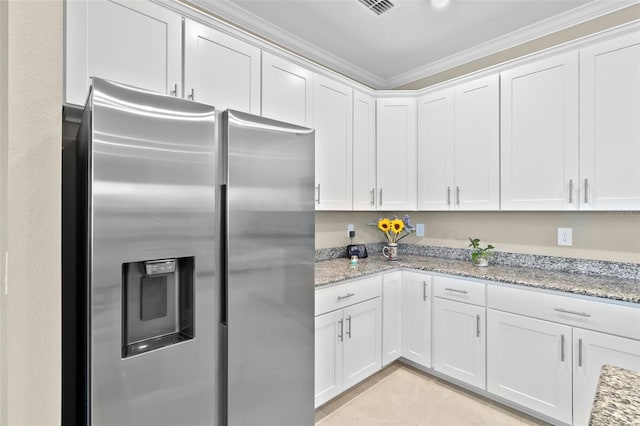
[560,334,565,362]
[456,186,460,206]
[554,308,591,318]
[569,179,574,204]
[379,188,383,206]
[346,315,352,339]
[315,184,320,205]
[370,188,375,206]
[445,287,468,294]
[188,88,194,100]
[337,293,355,300]
[447,187,451,206]
[423,281,428,301]
[584,178,589,204]
[476,315,480,338]
[338,319,344,342]
[170,83,178,96]
[578,338,583,367]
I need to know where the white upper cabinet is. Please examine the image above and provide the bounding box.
[417,88,455,210]
[65,0,182,106]
[501,52,579,210]
[579,31,640,211]
[376,98,418,211]
[352,91,378,211]
[183,20,260,114]
[313,75,353,210]
[262,52,314,128]
[417,75,499,211]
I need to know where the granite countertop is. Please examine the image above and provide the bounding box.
[315,254,640,304]
[589,365,640,425]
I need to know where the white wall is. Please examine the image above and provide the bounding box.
[0,1,62,425]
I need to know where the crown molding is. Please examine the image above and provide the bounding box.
[186,0,638,90]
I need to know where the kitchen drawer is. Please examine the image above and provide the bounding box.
[488,284,640,340]
[433,276,486,306]
[316,275,382,316]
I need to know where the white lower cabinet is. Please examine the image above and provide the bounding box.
[572,328,640,426]
[487,309,573,424]
[433,298,486,389]
[382,271,402,366]
[401,271,432,367]
[314,277,382,408]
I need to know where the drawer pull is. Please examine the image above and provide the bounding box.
[445,287,468,294]
[561,334,565,362]
[346,315,352,339]
[338,319,344,342]
[337,293,355,301]
[554,308,591,318]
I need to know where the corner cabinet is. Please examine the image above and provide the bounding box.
[313,75,353,210]
[376,98,417,211]
[261,52,314,128]
[401,271,432,368]
[183,20,260,114]
[352,91,378,211]
[417,75,499,211]
[382,271,402,366]
[65,0,182,106]
[500,52,579,210]
[314,276,382,408]
[579,31,640,211]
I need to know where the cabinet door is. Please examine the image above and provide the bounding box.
[501,53,579,210]
[262,52,313,127]
[417,88,454,210]
[573,328,640,426]
[314,75,353,210]
[314,310,344,408]
[376,98,417,211]
[433,298,486,389]
[66,0,182,105]
[454,75,500,210]
[580,32,640,211]
[382,271,402,366]
[353,91,377,211]
[487,309,572,424]
[342,297,382,391]
[183,20,260,114]
[401,271,432,368]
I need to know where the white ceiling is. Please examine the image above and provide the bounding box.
[191,0,636,88]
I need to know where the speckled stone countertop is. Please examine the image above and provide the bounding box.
[589,365,640,425]
[315,255,640,304]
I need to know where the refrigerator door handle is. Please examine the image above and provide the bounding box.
[221,184,228,326]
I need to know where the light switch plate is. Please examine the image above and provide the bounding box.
[416,224,425,237]
[557,228,572,246]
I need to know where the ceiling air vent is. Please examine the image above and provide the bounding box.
[358,0,395,16]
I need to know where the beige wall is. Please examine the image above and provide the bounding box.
[316,211,640,263]
[396,4,640,90]
[0,1,63,425]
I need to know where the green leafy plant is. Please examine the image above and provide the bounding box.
[468,237,495,265]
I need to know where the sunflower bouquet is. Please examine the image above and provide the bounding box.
[374,215,415,244]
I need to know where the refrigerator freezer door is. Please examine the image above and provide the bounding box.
[87,78,218,425]
[223,110,315,426]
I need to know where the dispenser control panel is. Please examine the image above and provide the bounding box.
[144,259,176,275]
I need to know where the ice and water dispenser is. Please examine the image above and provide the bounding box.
[122,257,195,358]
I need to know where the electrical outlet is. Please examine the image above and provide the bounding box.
[347,224,354,237]
[557,228,573,246]
[415,224,425,237]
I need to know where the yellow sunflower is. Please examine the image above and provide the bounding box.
[390,219,404,234]
[378,218,391,233]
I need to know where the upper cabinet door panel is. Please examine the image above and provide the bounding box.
[353,91,377,211]
[261,52,314,128]
[66,0,182,106]
[184,20,260,114]
[313,75,353,210]
[501,53,579,210]
[580,31,640,211]
[417,88,454,211]
[376,98,417,211]
[454,75,500,210]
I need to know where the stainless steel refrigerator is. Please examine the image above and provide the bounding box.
[62,79,315,426]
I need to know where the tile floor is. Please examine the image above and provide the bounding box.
[315,363,550,426]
